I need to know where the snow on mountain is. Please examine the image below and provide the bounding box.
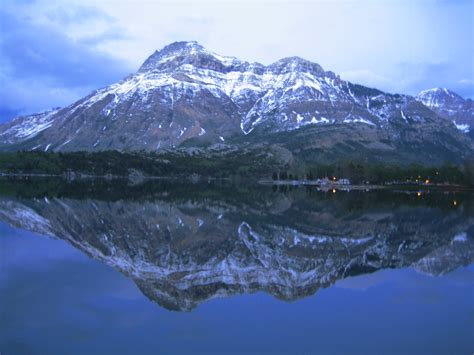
[74,43,355,135]
[0,108,60,144]
[416,88,464,108]
[416,88,473,133]
[0,41,472,153]
[454,122,470,133]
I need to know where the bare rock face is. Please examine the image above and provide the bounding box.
[0,41,472,163]
[0,182,472,311]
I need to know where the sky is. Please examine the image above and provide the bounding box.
[0,0,473,122]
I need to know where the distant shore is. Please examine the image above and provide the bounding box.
[1,173,473,192]
[259,179,385,190]
[258,179,474,192]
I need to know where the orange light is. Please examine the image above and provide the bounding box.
[425,179,430,184]
[417,192,421,197]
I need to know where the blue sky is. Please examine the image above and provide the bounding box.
[0,0,472,123]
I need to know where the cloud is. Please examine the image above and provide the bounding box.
[0,8,132,122]
[46,4,114,25]
[0,9,130,87]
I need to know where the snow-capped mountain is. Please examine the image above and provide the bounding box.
[416,88,473,134]
[0,41,472,161]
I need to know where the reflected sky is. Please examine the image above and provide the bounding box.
[1,221,473,355]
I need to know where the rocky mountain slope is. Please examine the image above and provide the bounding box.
[0,182,472,311]
[416,88,473,134]
[0,41,472,164]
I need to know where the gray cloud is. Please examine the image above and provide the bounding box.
[0,10,130,87]
[0,9,132,122]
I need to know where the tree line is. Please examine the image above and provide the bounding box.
[0,151,473,186]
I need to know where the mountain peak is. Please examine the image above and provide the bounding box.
[418,87,463,99]
[269,56,325,76]
[160,41,205,54]
[417,87,464,108]
[138,41,240,73]
[415,87,472,130]
[275,56,315,65]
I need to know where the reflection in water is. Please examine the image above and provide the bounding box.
[0,178,472,311]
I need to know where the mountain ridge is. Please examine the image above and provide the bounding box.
[0,41,472,165]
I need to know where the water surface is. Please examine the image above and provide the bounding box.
[0,178,473,354]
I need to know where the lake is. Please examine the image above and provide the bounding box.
[0,178,473,355]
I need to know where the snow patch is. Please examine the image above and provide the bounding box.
[343,117,375,126]
[453,121,470,133]
[400,110,408,123]
[310,116,330,124]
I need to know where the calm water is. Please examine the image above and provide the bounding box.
[0,178,473,355]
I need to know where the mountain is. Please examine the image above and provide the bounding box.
[0,108,60,145]
[416,88,473,134]
[0,180,472,311]
[0,41,472,165]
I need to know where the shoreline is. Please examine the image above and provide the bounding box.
[0,174,472,192]
[258,179,474,192]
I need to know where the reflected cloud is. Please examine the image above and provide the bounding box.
[334,269,395,291]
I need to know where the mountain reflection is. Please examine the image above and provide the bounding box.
[0,178,472,311]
